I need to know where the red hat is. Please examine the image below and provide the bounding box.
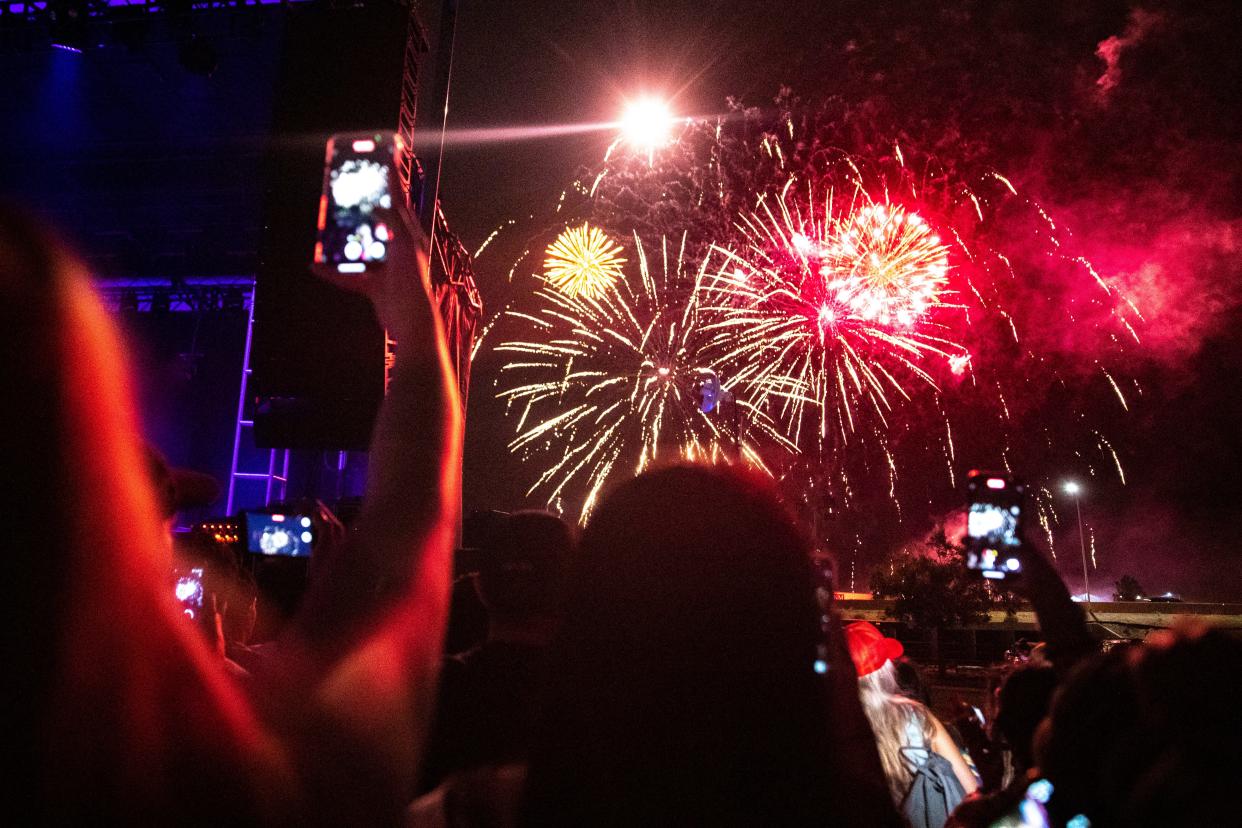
[844,621,904,677]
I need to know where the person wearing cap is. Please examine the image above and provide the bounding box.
[410,511,574,823]
[145,444,221,541]
[845,621,978,826]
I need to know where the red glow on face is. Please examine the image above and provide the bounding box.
[986,478,1006,490]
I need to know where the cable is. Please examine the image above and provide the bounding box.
[424,0,459,264]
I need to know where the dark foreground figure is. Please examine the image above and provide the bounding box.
[518,465,900,826]
[7,203,462,824]
[8,202,1241,827]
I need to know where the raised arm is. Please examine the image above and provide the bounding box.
[1014,542,1094,676]
[298,203,461,645]
[274,203,463,819]
[930,712,980,795]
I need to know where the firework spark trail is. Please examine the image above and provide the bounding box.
[1033,487,1058,558]
[1101,367,1129,411]
[699,183,969,459]
[496,113,1143,546]
[1095,431,1127,484]
[507,246,534,283]
[498,232,795,522]
[474,218,516,258]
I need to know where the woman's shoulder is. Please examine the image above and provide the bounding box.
[892,697,935,745]
[891,695,931,718]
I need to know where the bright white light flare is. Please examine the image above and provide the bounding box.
[620,97,674,154]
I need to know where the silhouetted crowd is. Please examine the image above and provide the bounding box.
[9,204,1240,827]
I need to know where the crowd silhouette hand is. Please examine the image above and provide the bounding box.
[310,201,433,338]
[1005,538,1095,674]
[290,497,346,583]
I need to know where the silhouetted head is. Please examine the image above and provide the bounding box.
[1037,623,1242,826]
[3,205,69,808]
[892,655,931,706]
[475,510,573,623]
[522,464,837,825]
[145,445,222,521]
[994,665,1057,774]
[3,205,175,740]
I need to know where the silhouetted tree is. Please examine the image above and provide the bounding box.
[1114,574,1145,601]
[870,527,994,661]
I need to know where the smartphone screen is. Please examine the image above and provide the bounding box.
[1012,778,1054,827]
[965,471,1024,579]
[175,567,205,620]
[244,511,315,557]
[314,132,399,274]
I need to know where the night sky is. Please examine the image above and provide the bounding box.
[3,2,1240,599]
[433,1,1242,601]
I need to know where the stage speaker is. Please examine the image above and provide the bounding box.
[251,3,410,450]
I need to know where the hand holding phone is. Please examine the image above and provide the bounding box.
[313,132,400,276]
[174,566,206,619]
[965,471,1025,580]
[310,132,434,339]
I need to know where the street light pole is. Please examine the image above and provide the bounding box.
[1064,481,1091,610]
[1074,492,1090,611]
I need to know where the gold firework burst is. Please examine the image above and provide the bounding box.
[543,222,627,299]
[501,233,795,522]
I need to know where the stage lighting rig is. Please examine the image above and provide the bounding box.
[48,0,90,53]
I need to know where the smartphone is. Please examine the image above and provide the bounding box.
[174,566,205,620]
[243,511,315,557]
[1012,778,1054,828]
[965,470,1025,579]
[313,132,401,274]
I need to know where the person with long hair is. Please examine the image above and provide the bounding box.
[846,622,978,827]
[5,202,461,824]
[520,464,902,827]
